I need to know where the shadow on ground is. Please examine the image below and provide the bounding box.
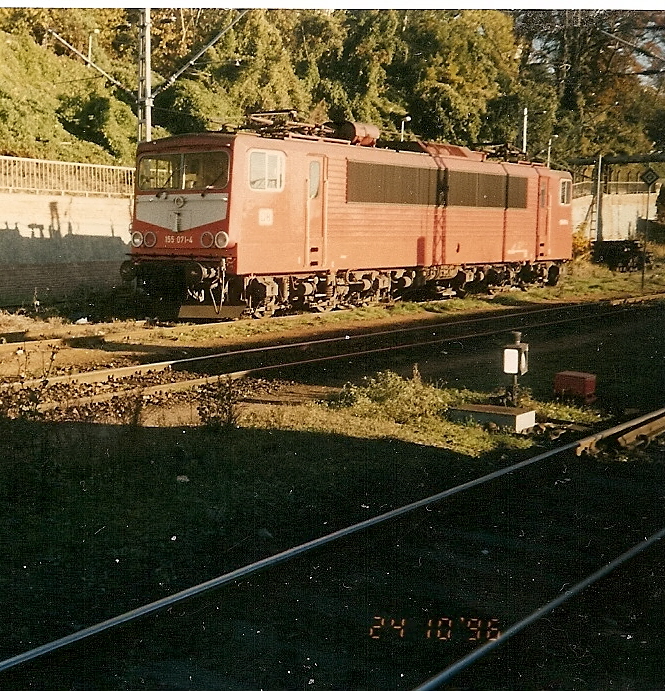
[1,415,664,690]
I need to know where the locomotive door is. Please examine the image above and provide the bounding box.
[306,156,326,268]
[536,176,551,259]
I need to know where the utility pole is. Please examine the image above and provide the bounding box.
[595,154,603,241]
[136,8,248,143]
[50,8,249,145]
[138,8,152,143]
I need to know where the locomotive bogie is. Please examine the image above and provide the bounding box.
[126,124,573,320]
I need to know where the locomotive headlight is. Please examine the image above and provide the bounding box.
[201,232,214,248]
[214,231,230,249]
[131,231,144,247]
[143,231,157,248]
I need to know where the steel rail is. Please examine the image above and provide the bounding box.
[2,407,664,673]
[12,299,646,394]
[0,293,661,362]
[411,525,665,691]
[35,314,644,410]
[132,296,657,347]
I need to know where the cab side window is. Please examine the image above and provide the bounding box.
[560,179,572,205]
[309,160,321,199]
[249,150,285,191]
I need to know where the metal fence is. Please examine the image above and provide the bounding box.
[573,181,657,198]
[0,156,134,197]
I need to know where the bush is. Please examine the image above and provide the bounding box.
[332,366,463,424]
[572,228,592,260]
[197,377,244,430]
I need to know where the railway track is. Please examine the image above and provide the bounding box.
[577,409,665,453]
[1,410,663,688]
[2,297,660,414]
[1,294,661,376]
[1,296,664,688]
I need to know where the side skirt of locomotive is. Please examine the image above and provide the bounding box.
[122,259,564,321]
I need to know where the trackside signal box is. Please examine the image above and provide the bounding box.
[554,371,597,403]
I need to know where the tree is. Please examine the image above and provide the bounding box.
[394,10,521,144]
[513,10,665,156]
[320,10,402,127]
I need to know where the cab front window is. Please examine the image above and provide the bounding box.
[139,154,181,190]
[138,150,229,191]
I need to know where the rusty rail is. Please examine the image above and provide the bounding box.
[576,408,665,455]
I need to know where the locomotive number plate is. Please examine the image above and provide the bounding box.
[164,234,194,245]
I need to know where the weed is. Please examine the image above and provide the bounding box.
[197,376,244,430]
[106,390,145,426]
[0,382,46,422]
[41,344,59,378]
[331,365,481,424]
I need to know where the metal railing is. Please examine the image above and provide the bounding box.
[0,155,134,197]
[573,181,658,198]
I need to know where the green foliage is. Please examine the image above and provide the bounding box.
[398,10,521,143]
[208,10,312,117]
[328,10,401,126]
[0,9,661,163]
[57,93,136,161]
[154,79,241,133]
[0,29,133,162]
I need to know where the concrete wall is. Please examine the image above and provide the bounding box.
[572,192,658,241]
[0,191,132,242]
[0,191,131,306]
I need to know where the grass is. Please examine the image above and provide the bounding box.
[239,368,603,457]
[139,256,665,346]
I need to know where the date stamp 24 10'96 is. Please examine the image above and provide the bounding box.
[368,615,501,643]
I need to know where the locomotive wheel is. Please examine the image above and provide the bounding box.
[251,307,275,319]
[313,302,334,313]
[249,297,277,319]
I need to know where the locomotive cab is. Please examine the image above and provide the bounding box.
[123,134,245,319]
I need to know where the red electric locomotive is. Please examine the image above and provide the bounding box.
[122,114,573,319]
